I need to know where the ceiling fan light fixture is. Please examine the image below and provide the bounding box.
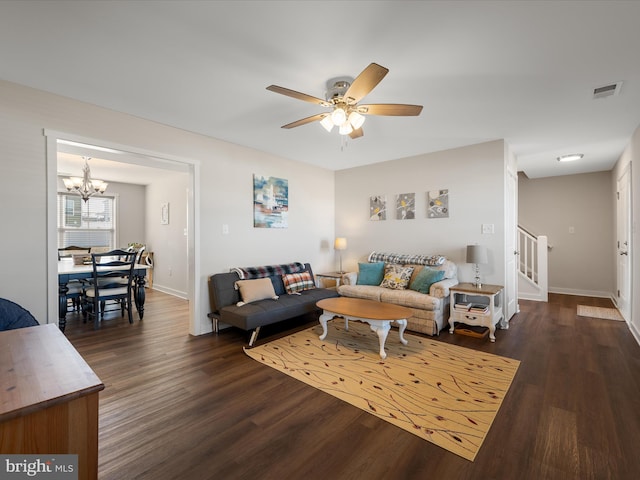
[331,107,347,126]
[339,122,353,136]
[267,63,423,140]
[348,111,365,129]
[320,116,334,132]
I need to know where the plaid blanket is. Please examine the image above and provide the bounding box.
[368,251,446,266]
[231,262,306,279]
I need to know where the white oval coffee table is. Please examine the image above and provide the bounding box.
[316,297,412,359]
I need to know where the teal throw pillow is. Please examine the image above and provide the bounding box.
[409,267,445,294]
[356,262,385,286]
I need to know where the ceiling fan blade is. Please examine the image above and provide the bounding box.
[281,113,328,129]
[349,127,364,139]
[344,63,389,104]
[267,85,331,107]
[358,104,423,116]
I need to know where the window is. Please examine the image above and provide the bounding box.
[57,194,116,250]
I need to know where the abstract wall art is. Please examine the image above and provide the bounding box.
[396,193,415,220]
[427,189,449,218]
[253,174,288,228]
[369,195,387,221]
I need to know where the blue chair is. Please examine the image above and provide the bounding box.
[0,298,40,331]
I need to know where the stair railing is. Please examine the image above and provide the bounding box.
[517,226,548,302]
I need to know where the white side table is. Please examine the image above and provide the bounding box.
[316,271,344,288]
[449,283,505,342]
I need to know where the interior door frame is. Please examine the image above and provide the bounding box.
[505,169,519,320]
[45,129,203,335]
[616,163,632,321]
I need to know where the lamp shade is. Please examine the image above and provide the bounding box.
[331,107,347,126]
[348,111,365,129]
[334,237,347,251]
[320,115,334,132]
[466,244,488,264]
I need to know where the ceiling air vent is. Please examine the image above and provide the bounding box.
[593,82,622,99]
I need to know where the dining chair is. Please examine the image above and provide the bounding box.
[58,246,91,312]
[126,244,146,264]
[57,245,90,260]
[83,249,137,328]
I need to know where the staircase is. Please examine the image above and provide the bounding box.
[517,226,548,302]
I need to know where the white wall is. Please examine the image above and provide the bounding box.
[335,140,507,287]
[0,79,335,332]
[614,123,639,343]
[145,172,189,298]
[518,171,615,298]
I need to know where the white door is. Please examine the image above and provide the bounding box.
[505,171,519,320]
[616,165,631,321]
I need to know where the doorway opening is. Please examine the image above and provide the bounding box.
[45,130,203,335]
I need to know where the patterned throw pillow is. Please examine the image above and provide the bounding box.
[380,264,415,290]
[282,271,316,294]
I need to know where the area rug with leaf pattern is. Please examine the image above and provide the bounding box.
[244,321,520,461]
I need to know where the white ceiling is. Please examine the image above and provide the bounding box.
[2,1,640,179]
[57,141,189,185]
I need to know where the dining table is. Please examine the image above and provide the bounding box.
[58,258,150,332]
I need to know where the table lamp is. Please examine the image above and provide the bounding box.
[334,237,347,273]
[466,244,488,288]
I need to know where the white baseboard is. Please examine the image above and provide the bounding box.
[548,286,614,300]
[518,292,547,302]
[151,284,188,300]
[629,321,640,348]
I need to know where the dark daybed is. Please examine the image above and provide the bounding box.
[208,262,338,346]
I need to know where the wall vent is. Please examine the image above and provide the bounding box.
[593,82,623,99]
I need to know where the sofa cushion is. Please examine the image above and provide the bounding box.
[337,284,383,302]
[409,267,446,294]
[235,278,278,305]
[220,287,338,331]
[379,288,440,311]
[356,262,385,285]
[282,272,315,294]
[380,264,414,290]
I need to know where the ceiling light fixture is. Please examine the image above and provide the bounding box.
[348,111,365,130]
[321,104,366,136]
[62,156,108,202]
[557,153,584,162]
[319,116,334,132]
[267,63,423,140]
[331,106,347,126]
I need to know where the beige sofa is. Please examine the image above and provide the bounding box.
[337,252,458,336]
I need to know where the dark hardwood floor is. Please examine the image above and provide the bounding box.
[63,291,640,480]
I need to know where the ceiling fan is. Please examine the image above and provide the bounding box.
[266,63,423,139]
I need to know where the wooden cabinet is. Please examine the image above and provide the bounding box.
[0,324,104,480]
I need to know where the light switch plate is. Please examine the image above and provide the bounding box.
[482,223,494,234]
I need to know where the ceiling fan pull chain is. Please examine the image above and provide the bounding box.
[340,135,350,152]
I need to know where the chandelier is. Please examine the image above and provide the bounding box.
[62,157,108,202]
